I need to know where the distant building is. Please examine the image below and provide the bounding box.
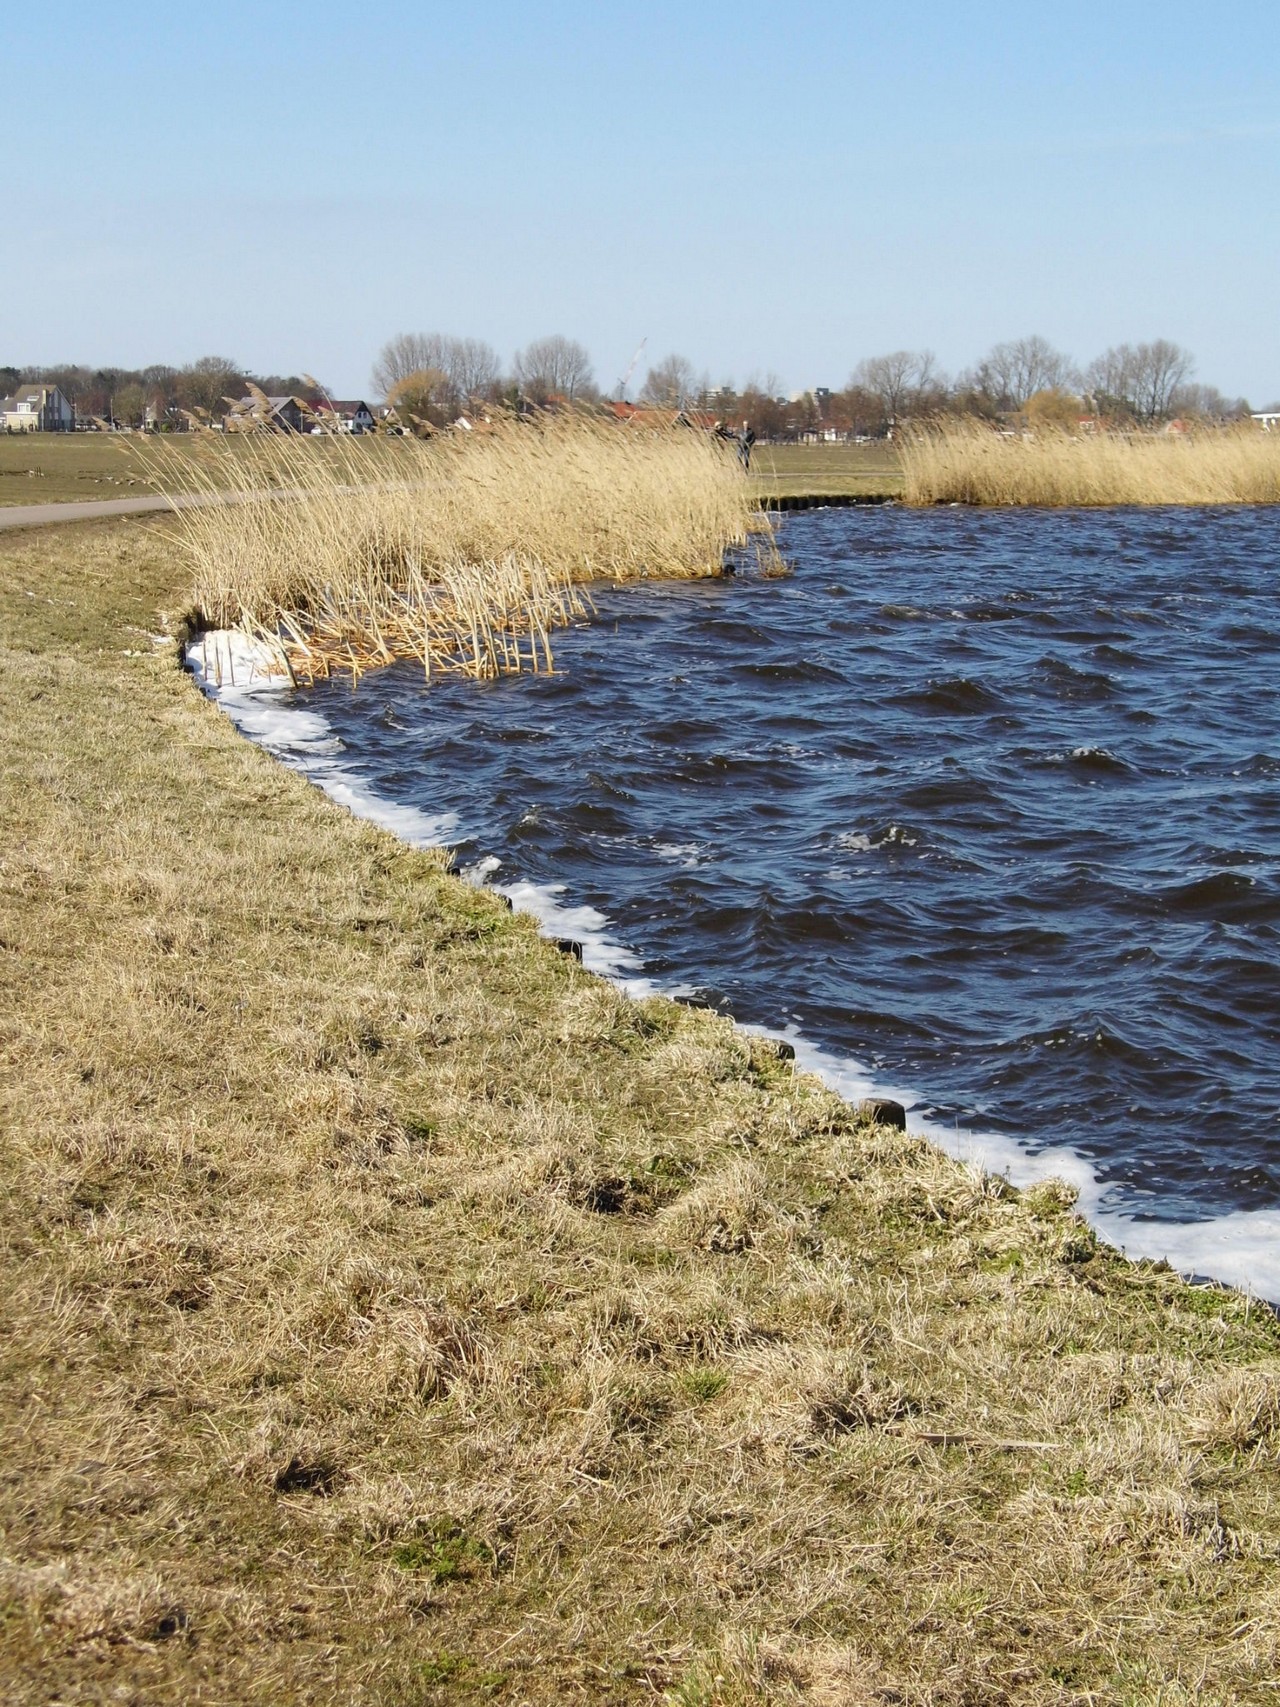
[308,399,376,433]
[608,401,719,429]
[0,384,75,432]
[225,395,378,433]
[224,394,314,433]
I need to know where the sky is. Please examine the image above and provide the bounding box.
[6,1,1279,402]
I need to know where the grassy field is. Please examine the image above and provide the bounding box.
[0,433,187,505]
[2,518,1280,1703]
[0,432,904,508]
[749,440,902,501]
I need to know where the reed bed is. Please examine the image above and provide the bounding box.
[900,418,1280,507]
[161,415,765,682]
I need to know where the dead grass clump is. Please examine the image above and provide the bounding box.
[162,412,768,681]
[658,1159,796,1254]
[0,1558,192,1654]
[901,418,1280,506]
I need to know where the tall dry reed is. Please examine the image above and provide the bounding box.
[900,419,1280,507]
[160,415,767,681]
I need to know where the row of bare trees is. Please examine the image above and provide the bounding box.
[836,337,1252,432]
[371,333,596,424]
[9,333,1261,438]
[632,335,1255,437]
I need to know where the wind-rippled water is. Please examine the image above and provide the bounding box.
[236,506,1280,1283]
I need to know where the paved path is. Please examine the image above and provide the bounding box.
[0,483,399,532]
[0,492,226,531]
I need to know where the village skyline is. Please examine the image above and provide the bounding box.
[4,326,1272,442]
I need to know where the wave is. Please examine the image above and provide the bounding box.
[894,676,1003,715]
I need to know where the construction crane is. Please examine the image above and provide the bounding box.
[615,337,647,402]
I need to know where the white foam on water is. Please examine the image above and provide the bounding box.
[187,627,1280,1301]
[496,876,656,988]
[770,1027,1280,1301]
[653,841,705,868]
[185,630,458,850]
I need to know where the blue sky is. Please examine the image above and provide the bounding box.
[6,1,1279,401]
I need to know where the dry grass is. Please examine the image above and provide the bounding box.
[159,415,767,681]
[900,420,1280,507]
[749,442,903,501]
[0,432,211,507]
[3,519,1280,1704]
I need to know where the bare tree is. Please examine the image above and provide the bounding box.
[176,355,246,416]
[1170,382,1249,422]
[640,353,698,408]
[1086,340,1193,423]
[837,382,888,436]
[372,334,448,398]
[977,335,1077,410]
[738,377,788,439]
[1084,343,1137,414]
[849,350,939,427]
[1131,340,1194,423]
[513,335,596,403]
[372,333,502,413]
[448,337,501,402]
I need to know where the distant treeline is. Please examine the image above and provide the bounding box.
[635,337,1265,439]
[0,358,316,428]
[367,331,1267,437]
[5,332,1272,437]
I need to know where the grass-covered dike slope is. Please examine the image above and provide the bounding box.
[2,518,1280,1707]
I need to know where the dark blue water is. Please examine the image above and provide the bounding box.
[303,506,1280,1230]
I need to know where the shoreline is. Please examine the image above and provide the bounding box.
[186,624,1280,1303]
[5,515,1280,1702]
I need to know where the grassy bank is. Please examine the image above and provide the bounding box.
[3,519,1280,1704]
[901,421,1280,506]
[0,433,252,507]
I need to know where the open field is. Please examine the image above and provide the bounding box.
[0,433,197,505]
[2,515,1280,1703]
[0,431,905,510]
[749,440,903,501]
[901,421,1280,506]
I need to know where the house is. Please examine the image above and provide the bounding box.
[224,394,314,433]
[0,384,75,432]
[308,398,376,433]
[608,401,719,430]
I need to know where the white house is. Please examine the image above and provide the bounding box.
[0,384,75,432]
[311,399,377,433]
